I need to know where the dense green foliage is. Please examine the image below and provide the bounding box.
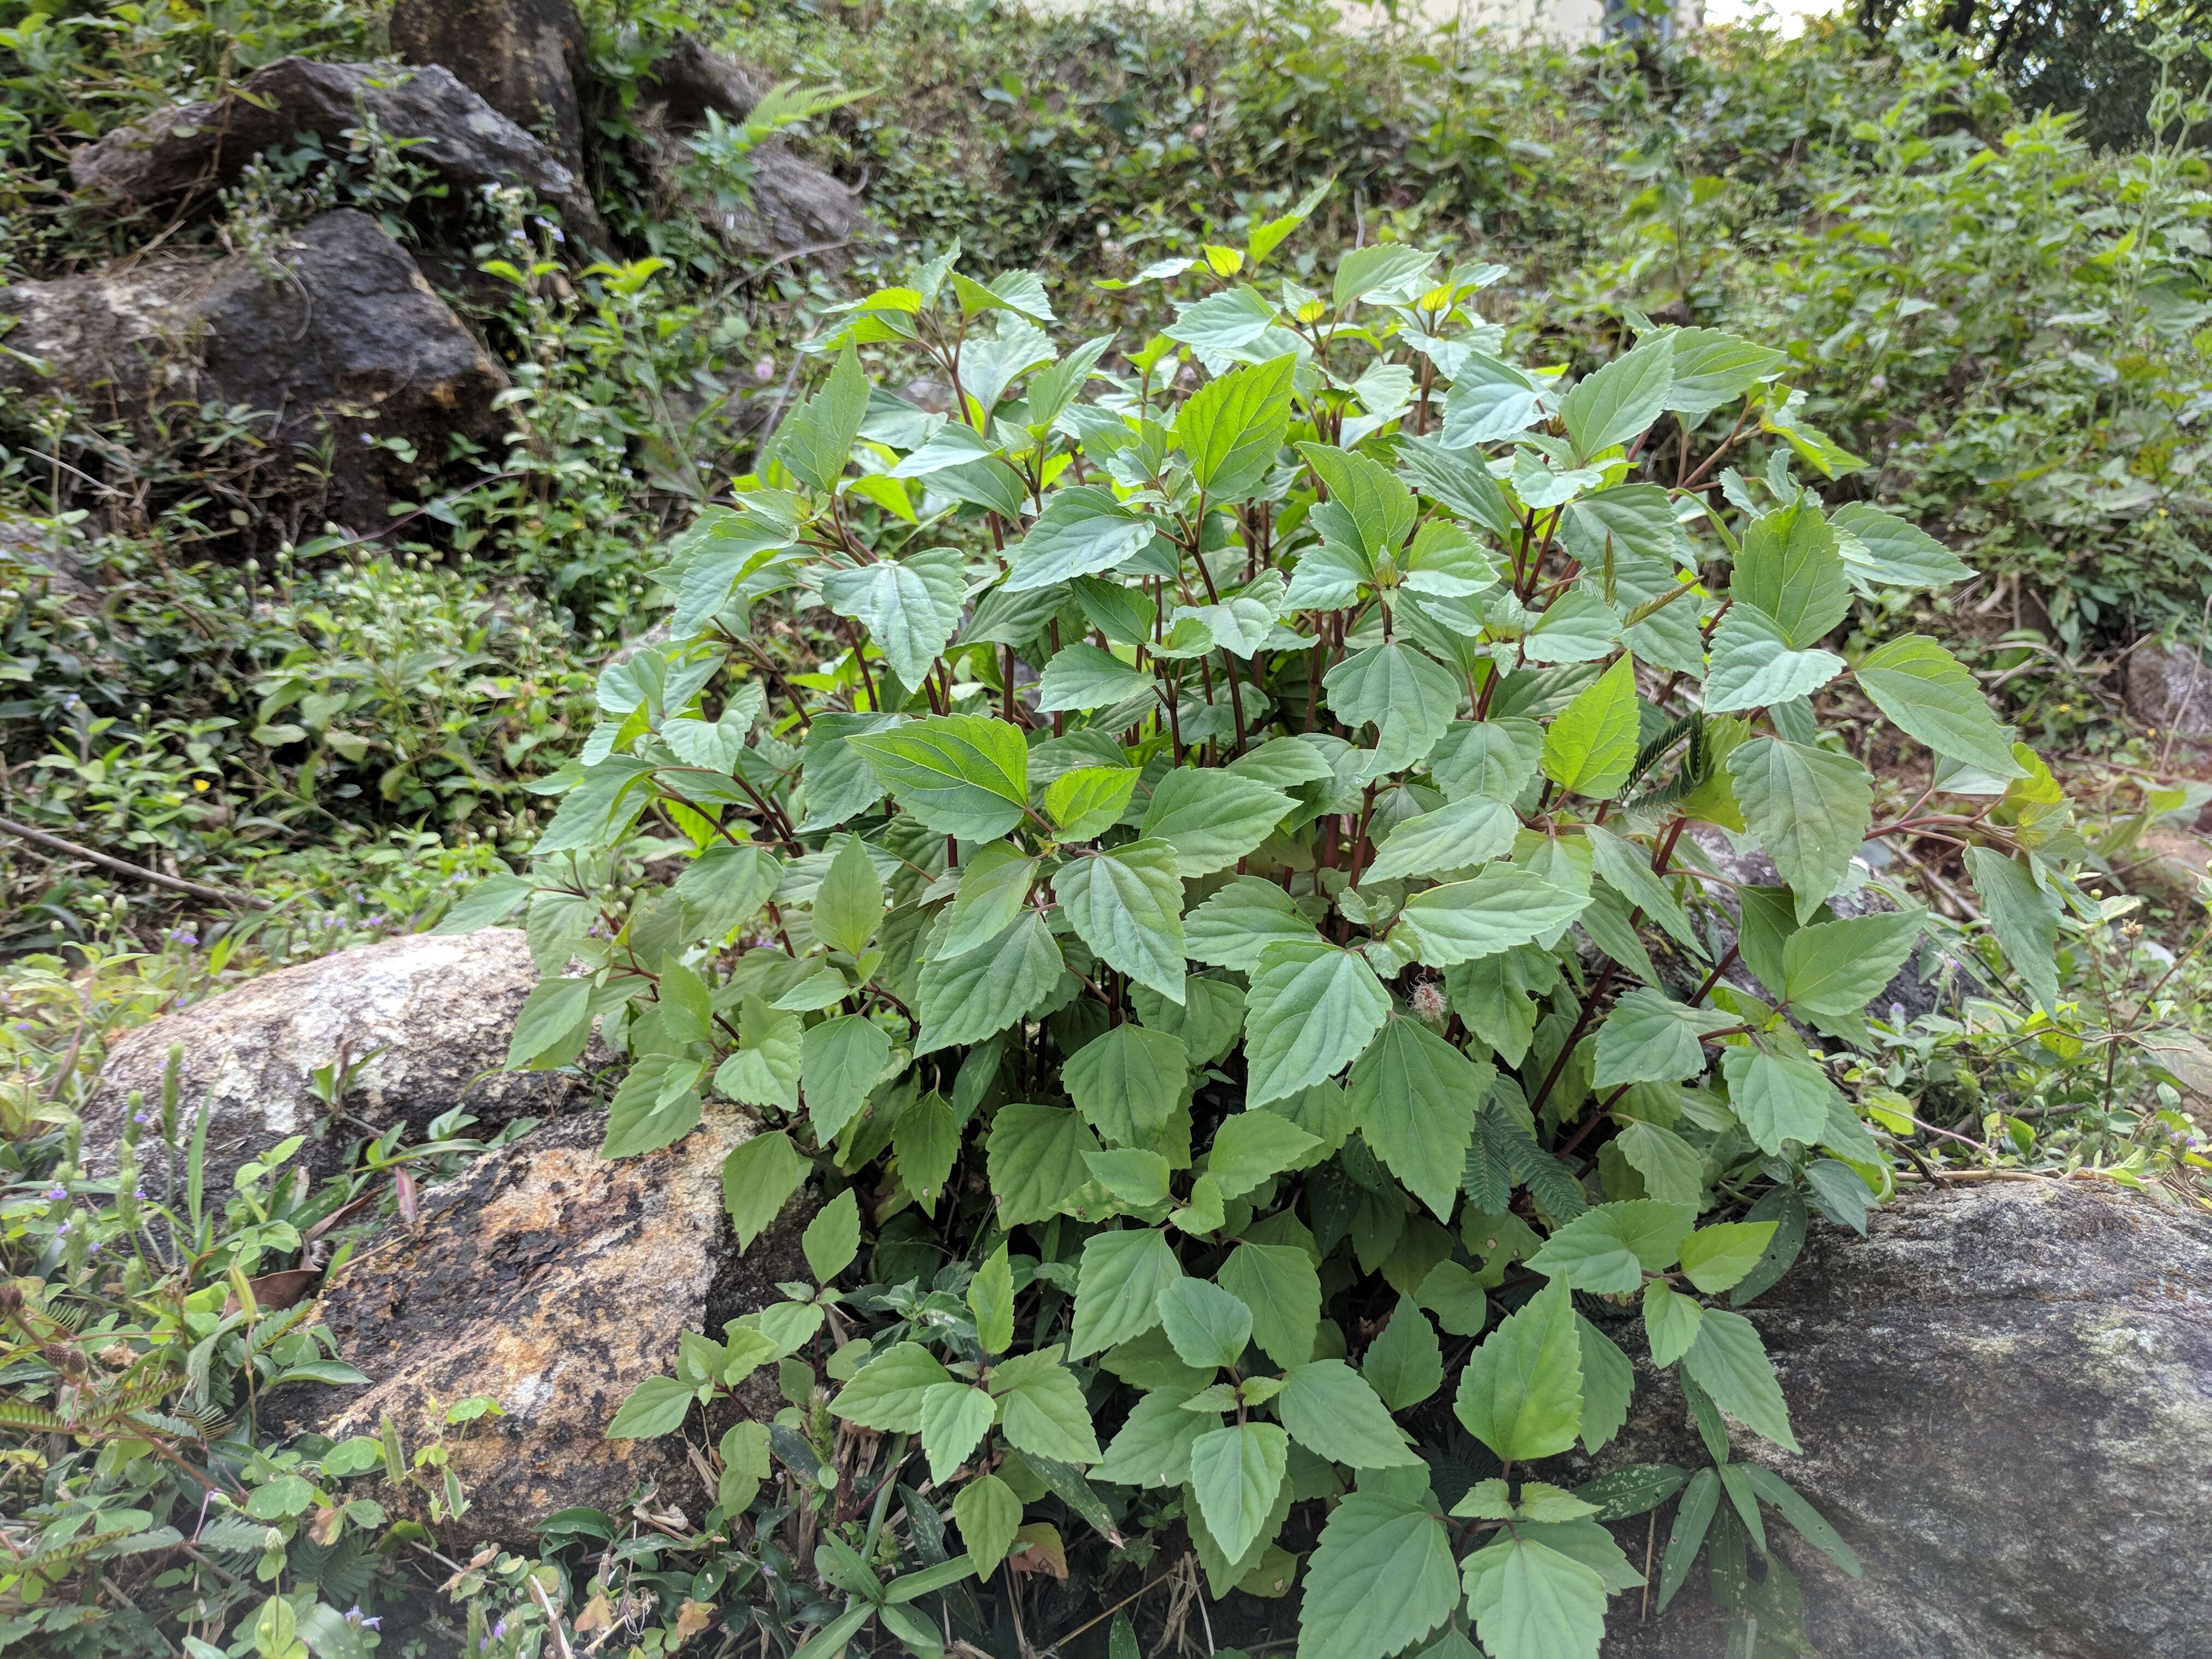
[469,222,2155,1657]
[3,2,2212,1656]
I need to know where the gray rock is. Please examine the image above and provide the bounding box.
[0,209,505,529]
[2126,640,2212,736]
[1589,1181,2212,1658]
[633,39,866,263]
[295,1106,805,1550]
[390,0,590,180]
[67,56,599,239]
[83,927,595,1195]
[638,34,772,131]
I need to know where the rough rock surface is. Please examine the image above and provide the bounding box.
[638,36,772,130]
[67,57,597,234]
[0,209,505,527]
[634,40,865,262]
[84,927,593,1194]
[390,0,590,179]
[297,1107,802,1549]
[1590,1181,2212,1658]
[2127,640,2212,735]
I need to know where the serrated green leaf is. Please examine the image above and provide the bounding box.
[1455,1278,1582,1462]
[1540,655,1639,801]
[1703,602,1846,714]
[1156,1278,1252,1370]
[507,977,592,1070]
[1963,846,2062,1016]
[917,910,1064,1054]
[1676,1222,1779,1294]
[1095,1386,1217,1487]
[606,1375,698,1440]
[1610,1120,1705,1207]
[1179,354,1296,498]
[1037,643,1152,714]
[918,1383,995,1484]
[1185,876,1320,969]
[1561,335,1674,461]
[1044,766,1140,840]
[1855,635,2026,778]
[1190,1422,1289,1563]
[714,996,803,1109]
[1728,737,1873,921]
[1397,866,1591,968]
[1276,1357,1420,1468]
[1324,642,1462,778]
[1720,1045,1834,1154]
[1643,1281,1703,1367]
[1140,770,1295,876]
[1206,1110,1322,1198]
[850,715,1031,839]
[1295,1490,1458,1659]
[1363,1295,1445,1409]
[820,549,963,689]
[968,1243,1016,1354]
[773,344,869,492]
[1527,1200,1697,1293]
[603,1054,704,1158]
[1243,939,1392,1107]
[831,1340,953,1431]
[1461,1533,1611,1659]
[721,1129,810,1250]
[1003,485,1156,592]
[1346,1017,1490,1220]
[1069,1228,1184,1358]
[1780,908,1925,1018]
[1219,1242,1322,1369]
[987,1104,1101,1226]
[953,1473,1022,1578]
[801,1014,891,1143]
[1364,796,1519,882]
[1591,989,1737,1089]
[935,843,1038,960]
[1733,497,1847,647]
[1054,841,1187,1001]
[1066,1022,1189,1146]
[993,1350,1103,1464]
[1679,1307,1797,1451]
[803,1189,861,1284]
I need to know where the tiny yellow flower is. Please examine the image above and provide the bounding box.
[192,779,210,792]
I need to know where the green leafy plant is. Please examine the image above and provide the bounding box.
[474,209,2095,1656]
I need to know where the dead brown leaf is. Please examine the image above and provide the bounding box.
[668,1600,714,1647]
[1005,1522,1067,1580]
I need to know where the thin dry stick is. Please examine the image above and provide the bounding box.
[528,1570,576,1659]
[0,815,272,909]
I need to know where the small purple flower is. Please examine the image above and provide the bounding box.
[1889,1001,1907,1025]
[85,1239,98,1257]
[55,1221,70,1238]
[492,1620,507,1639]
[132,1110,150,1126]
[45,1185,66,1201]
[133,1186,148,1201]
